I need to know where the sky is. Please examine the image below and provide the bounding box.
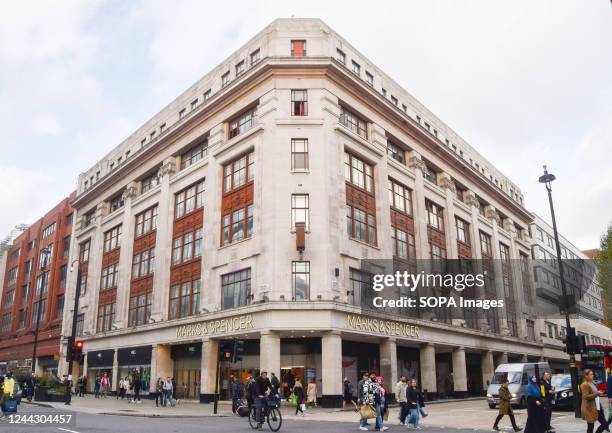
[0,0,610,250]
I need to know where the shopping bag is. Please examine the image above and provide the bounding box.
[360,404,376,420]
[1,398,18,414]
[290,394,298,407]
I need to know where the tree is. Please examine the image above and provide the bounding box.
[596,223,612,329]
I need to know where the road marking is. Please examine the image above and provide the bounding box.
[57,428,80,433]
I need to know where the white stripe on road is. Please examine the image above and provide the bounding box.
[57,428,80,433]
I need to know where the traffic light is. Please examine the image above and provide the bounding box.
[219,340,234,360]
[562,327,576,355]
[233,340,245,363]
[72,340,84,360]
[575,334,587,354]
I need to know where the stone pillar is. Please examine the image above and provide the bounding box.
[379,338,398,403]
[419,343,437,399]
[408,151,430,261]
[151,157,176,321]
[200,338,218,403]
[485,205,509,334]
[111,349,119,392]
[438,173,458,259]
[260,331,281,377]
[82,353,88,392]
[452,347,468,398]
[150,344,173,393]
[495,352,509,366]
[115,183,138,328]
[321,331,343,408]
[482,350,495,390]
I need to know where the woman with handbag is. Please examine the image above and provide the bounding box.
[582,369,609,433]
[293,379,305,416]
[372,376,388,431]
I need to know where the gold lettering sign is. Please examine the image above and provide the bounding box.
[345,314,419,338]
[176,315,254,338]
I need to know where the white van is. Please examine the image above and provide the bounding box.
[486,362,550,409]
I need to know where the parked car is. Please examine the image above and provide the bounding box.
[550,374,574,411]
[487,362,551,409]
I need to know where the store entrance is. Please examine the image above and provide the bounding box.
[280,366,305,400]
[171,343,201,400]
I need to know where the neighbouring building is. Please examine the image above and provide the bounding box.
[54,18,609,405]
[0,194,75,375]
[530,214,610,372]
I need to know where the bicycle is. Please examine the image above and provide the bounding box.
[248,395,282,431]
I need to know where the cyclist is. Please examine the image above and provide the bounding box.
[254,370,273,430]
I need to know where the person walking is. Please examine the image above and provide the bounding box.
[254,370,273,430]
[232,377,244,414]
[26,374,35,402]
[100,372,109,398]
[63,374,72,405]
[117,377,126,400]
[372,376,388,431]
[82,376,87,396]
[0,372,16,420]
[270,373,281,406]
[306,378,317,408]
[343,377,355,409]
[133,370,142,404]
[525,375,546,433]
[245,374,255,409]
[293,379,305,416]
[541,372,555,433]
[407,378,422,429]
[155,378,164,407]
[171,377,177,401]
[396,376,409,425]
[493,379,522,432]
[94,375,101,398]
[358,372,375,431]
[163,376,173,407]
[582,369,609,433]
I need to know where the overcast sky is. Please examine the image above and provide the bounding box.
[1,1,610,250]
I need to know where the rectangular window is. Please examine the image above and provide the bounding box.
[141,172,159,193]
[291,90,308,116]
[169,279,200,320]
[56,294,64,319]
[223,152,254,193]
[392,227,415,260]
[42,222,56,238]
[132,247,155,279]
[291,138,309,170]
[110,194,124,212]
[346,205,376,245]
[97,302,116,332]
[62,235,71,259]
[430,244,446,260]
[250,49,260,65]
[175,180,205,219]
[344,152,373,192]
[351,60,360,75]
[79,240,90,263]
[387,141,405,164]
[235,60,245,76]
[10,248,20,261]
[171,229,202,265]
[291,194,309,230]
[456,217,470,244]
[21,284,29,304]
[83,210,95,228]
[388,179,412,215]
[424,164,438,184]
[365,72,373,86]
[526,319,535,341]
[76,313,84,336]
[32,298,46,323]
[3,289,14,308]
[336,48,345,64]
[1,314,10,333]
[222,269,251,309]
[129,292,152,326]
[340,107,367,139]
[24,260,32,278]
[292,261,310,300]
[480,231,492,257]
[59,265,67,288]
[135,205,158,237]
[103,225,122,252]
[18,309,26,329]
[7,267,18,285]
[35,272,49,295]
[291,40,306,57]
[100,263,119,290]
[228,108,257,139]
[222,71,230,87]
[426,201,443,231]
[181,140,209,170]
[348,268,373,307]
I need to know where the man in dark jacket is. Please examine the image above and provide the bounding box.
[541,372,554,433]
[493,379,522,432]
[232,378,244,414]
[254,371,273,429]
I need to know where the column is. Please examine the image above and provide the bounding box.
[82,352,88,392]
[150,344,173,393]
[151,157,176,321]
[495,352,509,366]
[452,347,467,398]
[379,338,398,403]
[438,173,458,258]
[111,349,119,392]
[419,343,437,399]
[259,331,281,377]
[407,151,430,260]
[481,350,495,390]
[321,331,343,408]
[115,183,138,328]
[200,338,218,403]
[485,205,509,334]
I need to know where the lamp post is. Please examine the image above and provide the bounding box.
[64,259,83,405]
[538,165,581,418]
[31,247,51,374]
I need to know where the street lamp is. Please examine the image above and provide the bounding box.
[31,247,51,374]
[64,258,83,405]
[538,165,581,418]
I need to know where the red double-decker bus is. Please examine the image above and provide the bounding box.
[580,344,612,392]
